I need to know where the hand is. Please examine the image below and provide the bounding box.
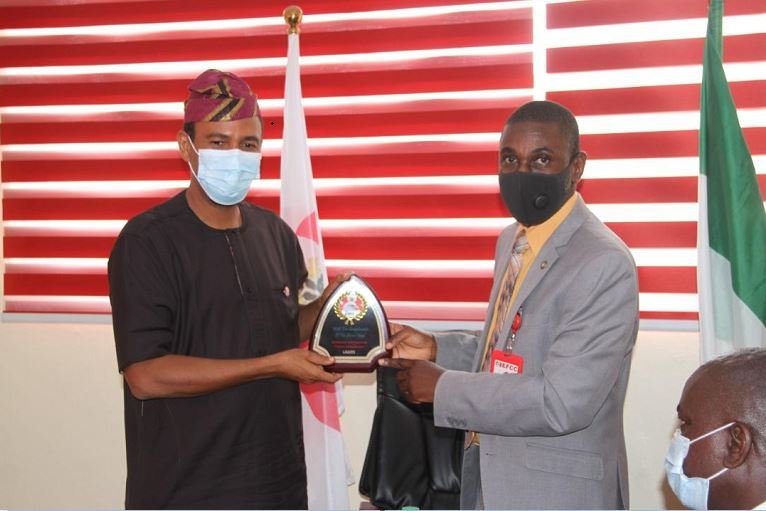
[319,272,353,307]
[379,358,444,404]
[385,323,437,361]
[271,348,342,384]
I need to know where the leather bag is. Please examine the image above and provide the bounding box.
[359,367,463,509]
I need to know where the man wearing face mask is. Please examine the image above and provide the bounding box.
[108,69,344,509]
[382,100,639,509]
[666,348,766,510]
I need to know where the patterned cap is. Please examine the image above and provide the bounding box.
[184,69,261,123]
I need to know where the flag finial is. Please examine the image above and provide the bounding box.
[283,5,303,34]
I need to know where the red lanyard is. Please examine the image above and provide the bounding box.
[508,307,523,350]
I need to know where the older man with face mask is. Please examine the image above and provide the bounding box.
[108,69,344,509]
[667,348,766,510]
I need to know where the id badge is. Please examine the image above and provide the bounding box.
[490,350,524,374]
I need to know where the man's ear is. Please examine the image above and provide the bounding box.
[724,422,753,469]
[177,129,195,163]
[571,150,587,188]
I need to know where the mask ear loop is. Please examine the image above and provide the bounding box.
[706,467,728,481]
[185,134,200,180]
[185,134,199,156]
[689,421,736,445]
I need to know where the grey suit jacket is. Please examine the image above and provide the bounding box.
[433,197,639,510]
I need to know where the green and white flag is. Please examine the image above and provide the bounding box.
[698,0,766,361]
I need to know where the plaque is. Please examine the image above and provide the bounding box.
[310,275,390,372]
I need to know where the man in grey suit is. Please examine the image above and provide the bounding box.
[381,100,639,510]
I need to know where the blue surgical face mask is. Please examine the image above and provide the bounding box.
[187,138,261,206]
[664,421,734,510]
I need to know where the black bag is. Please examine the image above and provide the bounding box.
[359,367,463,510]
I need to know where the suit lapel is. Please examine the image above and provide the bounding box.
[472,197,590,367]
[500,197,589,342]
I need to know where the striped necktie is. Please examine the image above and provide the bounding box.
[480,229,529,372]
[466,229,529,448]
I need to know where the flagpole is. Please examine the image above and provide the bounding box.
[280,6,352,510]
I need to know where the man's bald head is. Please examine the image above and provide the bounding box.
[674,348,766,510]
[693,348,766,454]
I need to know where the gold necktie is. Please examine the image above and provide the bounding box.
[466,229,528,448]
[480,229,529,372]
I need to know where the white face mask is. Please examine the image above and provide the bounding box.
[187,138,261,206]
[665,421,735,510]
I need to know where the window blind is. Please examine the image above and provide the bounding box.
[1,0,764,322]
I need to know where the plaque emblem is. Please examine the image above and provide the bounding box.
[334,291,368,325]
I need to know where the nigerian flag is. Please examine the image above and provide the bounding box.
[697,0,766,361]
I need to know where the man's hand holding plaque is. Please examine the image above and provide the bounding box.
[309,275,390,372]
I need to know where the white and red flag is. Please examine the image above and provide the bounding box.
[279,22,352,511]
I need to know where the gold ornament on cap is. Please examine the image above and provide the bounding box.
[283,5,303,34]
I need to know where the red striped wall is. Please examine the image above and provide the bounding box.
[1,0,765,322]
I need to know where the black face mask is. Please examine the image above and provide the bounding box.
[498,166,574,226]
